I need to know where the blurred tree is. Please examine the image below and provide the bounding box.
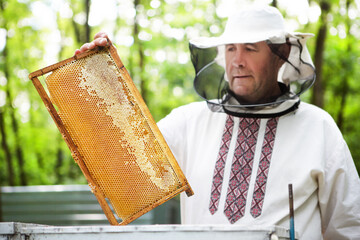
[131,0,148,103]
[0,0,32,185]
[335,0,354,131]
[311,0,331,108]
[319,0,360,172]
[71,0,92,44]
[0,111,13,185]
[0,0,359,187]
[271,0,278,7]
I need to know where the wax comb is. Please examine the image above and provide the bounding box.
[29,44,193,225]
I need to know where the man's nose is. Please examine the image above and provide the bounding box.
[232,50,246,68]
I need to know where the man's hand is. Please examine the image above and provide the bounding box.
[74,32,111,55]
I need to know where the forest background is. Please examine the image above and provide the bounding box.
[0,0,359,186]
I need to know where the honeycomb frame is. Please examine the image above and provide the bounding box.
[29,44,193,225]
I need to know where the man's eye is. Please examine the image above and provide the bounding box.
[245,45,257,52]
[246,47,256,52]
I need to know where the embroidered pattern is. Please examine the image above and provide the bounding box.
[250,118,279,217]
[209,117,278,223]
[209,115,234,214]
[224,118,260,224]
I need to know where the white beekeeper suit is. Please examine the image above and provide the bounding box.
[158,5,360,240]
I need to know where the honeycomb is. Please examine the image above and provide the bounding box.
[41,47,192,224]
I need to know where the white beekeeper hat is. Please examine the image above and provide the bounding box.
[189,5,316,118]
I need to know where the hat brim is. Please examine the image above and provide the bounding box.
[189,32,314,48]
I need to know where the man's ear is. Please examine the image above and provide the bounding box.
[272,42,290,72]
[283,40,291,59]
[277,41,291,61]
[267,40,291,64]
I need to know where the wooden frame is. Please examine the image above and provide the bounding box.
[28,44,193,225]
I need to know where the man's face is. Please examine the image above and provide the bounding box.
[225,41,284,104]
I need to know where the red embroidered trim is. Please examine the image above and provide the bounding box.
[209,115,234,214]
[224,118,260,223]
[250,118,279,217]
[209,117,279,222]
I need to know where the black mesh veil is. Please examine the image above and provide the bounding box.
[189,37,316,118]
[190,45,228,102]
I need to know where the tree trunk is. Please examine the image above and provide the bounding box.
[12,116,26,185]
[0,0,15,187]
[0,111,15,186]
[84,0,91,42]
[311,1,331,108]
[5,77,26,185]
[1,1,26,185]
[72,0,92,45]
[336,0,352,131]
[72,18,82,44]
[0,186,2,221]
[133,0,147,103]
[55,146,65,184]
[271,0,278,8]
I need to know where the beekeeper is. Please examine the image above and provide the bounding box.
[75,5,360,240]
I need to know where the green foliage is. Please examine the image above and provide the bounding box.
[0,0,359,186]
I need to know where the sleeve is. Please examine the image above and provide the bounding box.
[157,106,188,168]
[319,137,360,239]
